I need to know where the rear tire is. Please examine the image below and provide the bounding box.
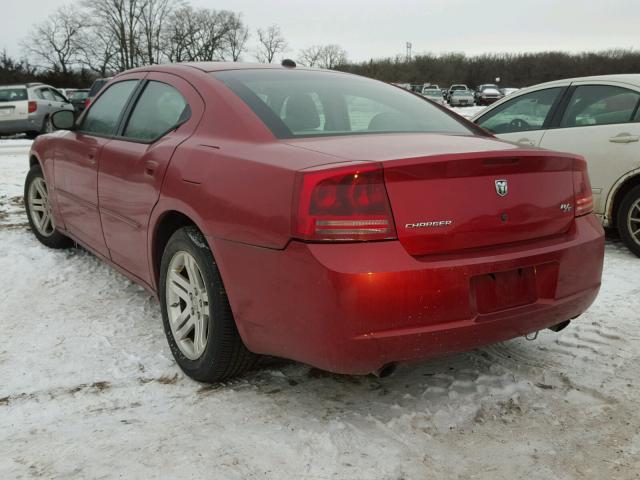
[24,164,73,249]
[617,185,640,257]
[159,226,258,383]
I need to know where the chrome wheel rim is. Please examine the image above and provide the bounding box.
[628,199,640,246]
[165,251,210,360]
[28,177,55,237]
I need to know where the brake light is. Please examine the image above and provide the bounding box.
[292,164,397,241]
[28,101,37,113]
[573,158,593,217]
[85,98,91,108]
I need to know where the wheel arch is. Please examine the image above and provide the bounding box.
[607,169,640,227]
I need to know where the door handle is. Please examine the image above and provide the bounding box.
[517,138,535,146]
[144,160,159,176]
[609,134,640,144]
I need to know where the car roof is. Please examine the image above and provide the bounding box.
[529,73,640,89]
[124,62,321,75]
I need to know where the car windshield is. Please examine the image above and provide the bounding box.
[451,86,467,90]
[481,85,499,91]
[0,88,27,102]
[453,90,472,96]
[213,70,473,139]
[425,91,441,97]
[70,90,89,100]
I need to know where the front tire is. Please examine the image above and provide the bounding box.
[159,226,258,382]
[24,164,73,249]
[617,185,640,257]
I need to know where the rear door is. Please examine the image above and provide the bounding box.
[0,87,29,123]
[53,76,142,256]
[97,73,203,283]
[475,86,566,147]
[539,82,640,216]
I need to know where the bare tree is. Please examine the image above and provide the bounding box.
[164,6,237,62]
[224,13,249,62]
[21,5,85,74]
[74,23,119,76]
[317,44,348,69]
[255,24,287,63]
[139,0,178,65]
[298,45,323,67]
[84,0,148,71]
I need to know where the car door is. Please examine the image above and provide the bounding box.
[475,86,567,147]
[53,77,142,257]
[538,82,640,216]
[97,73,203,284]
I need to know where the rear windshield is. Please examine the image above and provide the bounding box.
[0,88,28,102]
[212,70,473,139]
[70,90,89,100]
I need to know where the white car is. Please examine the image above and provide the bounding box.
[472,74,640,256]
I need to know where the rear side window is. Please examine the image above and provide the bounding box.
[477,87,562,134]
[123,81,190,141]
[0,88,27,102]
[81,80,138,136]
[213,69,473,139]
[560,85,640,128]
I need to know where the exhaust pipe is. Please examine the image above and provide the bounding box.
[548,320,571,333]
[372,363,397,378]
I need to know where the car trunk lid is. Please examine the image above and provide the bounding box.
[383,150,576,255]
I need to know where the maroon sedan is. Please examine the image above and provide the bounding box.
[25,62,604,382]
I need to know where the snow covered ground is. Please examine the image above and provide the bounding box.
[1,140,639,479]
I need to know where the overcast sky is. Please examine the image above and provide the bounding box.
[2,0,638,63]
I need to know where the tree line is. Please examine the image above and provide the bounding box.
[338,50,640,88]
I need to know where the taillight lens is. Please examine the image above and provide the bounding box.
[85,98,91,108]
[28,101,37,113]
[292,164,397,241]
[573,158,593,217]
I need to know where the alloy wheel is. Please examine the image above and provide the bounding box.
[28,177,55,237]
[628,198,640,246]
[165,251,210,360]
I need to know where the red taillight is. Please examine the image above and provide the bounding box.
[292,163,397,242]
[573,158,593,217]
[85,98,91,108]
[28,101,37,113]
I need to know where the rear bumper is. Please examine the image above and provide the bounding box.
[0,116,42,134]
[211,214,604,374]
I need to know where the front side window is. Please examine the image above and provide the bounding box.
[213,70,473,139]
[40,89,55,101]
[81,80,138,136]
[560,85,640,128]
[123,81,190,141]
[477,87,562,134]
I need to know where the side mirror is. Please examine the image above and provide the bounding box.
[51,110,75,130]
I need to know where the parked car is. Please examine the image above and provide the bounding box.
[0,83,75,138]
[68,89,90,114]
[500,87,520,97]
[446,84,469,101]
[85,77,112,109]
[25,62,604,382]
[449,89,475,106]
[472,74,640,256]
[475,84,504,105]
[422,89,447,105]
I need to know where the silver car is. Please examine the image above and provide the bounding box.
[449,89,475,107]
[0,83,74,138]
